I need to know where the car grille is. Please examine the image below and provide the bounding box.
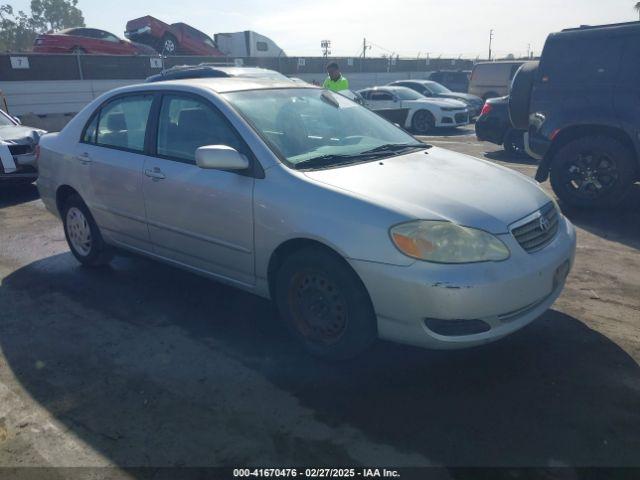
[511,203,559,253]
[455,112,468,123]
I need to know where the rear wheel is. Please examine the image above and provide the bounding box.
[503,129,527,156]
[411,110,436,134]
[275,247,377,360]
[550,136,636,208]
[62,194,113,266]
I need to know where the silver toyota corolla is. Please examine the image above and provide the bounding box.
[36,78,576,359]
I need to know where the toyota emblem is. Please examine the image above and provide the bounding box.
[539,215,551,232]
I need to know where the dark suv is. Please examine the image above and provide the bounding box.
[509,21,640,208]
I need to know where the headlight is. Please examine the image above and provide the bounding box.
[390,220,510,263]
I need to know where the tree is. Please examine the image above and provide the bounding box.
[0,0,84,52]
[30,0,84,32]
[636,2,640,20]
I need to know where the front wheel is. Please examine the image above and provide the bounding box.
[275,247,377,360]
[411,110,436,134]
[161,34,178,55]
[62,194,113,267]
[550,136,636,208]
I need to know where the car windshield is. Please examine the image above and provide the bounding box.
[392,87,424,100]
[0,110,16,126]
[424,82,451,94]
[224,88,425,169]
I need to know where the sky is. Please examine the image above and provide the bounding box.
[7,0,640,58]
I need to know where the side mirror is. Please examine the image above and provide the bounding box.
[13,116,21,125]
[196,145,249,171]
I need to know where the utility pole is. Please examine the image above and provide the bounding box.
[361,38,371,59]
[488,29,494,61]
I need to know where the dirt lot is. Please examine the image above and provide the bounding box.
[0,125,639,472]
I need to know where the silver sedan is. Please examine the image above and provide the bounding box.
[36,78,576,359]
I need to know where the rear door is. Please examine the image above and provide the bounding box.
[78,93,154,251]
[142,92,256,287]
[614,35,640,154]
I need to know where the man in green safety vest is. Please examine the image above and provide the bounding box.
[323,62,349,92]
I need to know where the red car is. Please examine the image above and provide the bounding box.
[33,28,156,55]
[125,16,223,56]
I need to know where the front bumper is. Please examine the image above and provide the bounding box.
[436,110,470,128]
[0,151,38,182]
[351,215,576,350]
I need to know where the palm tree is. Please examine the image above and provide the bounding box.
[636,2,640,20]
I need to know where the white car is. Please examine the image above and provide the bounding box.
[358,86,470,134]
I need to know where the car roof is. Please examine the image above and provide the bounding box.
[127,77,317,94]
[146,64,290,83]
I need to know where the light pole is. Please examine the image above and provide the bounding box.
[489,29,494,61]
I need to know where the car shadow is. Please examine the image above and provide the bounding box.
[1,252,639,467]
[0,183,39,209]
[559,184,640,251]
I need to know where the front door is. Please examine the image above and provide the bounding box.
[142,93,255,287]
[78,93,154,251]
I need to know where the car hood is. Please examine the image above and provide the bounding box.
[303,147,551,234]
[437,92,483,104]
[0,125,46,144]
[405,98,467,108]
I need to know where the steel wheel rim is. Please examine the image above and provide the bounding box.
[66,207,92,256]
[288,270,348,343]
[563,152,619,199]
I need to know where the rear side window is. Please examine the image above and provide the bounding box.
[370,91,393,101]
[90,95,153,152]
[156,94,243,163]
[540,36,624,85]
[618,38,640,85]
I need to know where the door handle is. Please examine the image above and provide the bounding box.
[144,167,166,181]
[77,152,92,165]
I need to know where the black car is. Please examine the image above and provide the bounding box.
[388,80,484,116]
[475,96,527,155]
[510,21,640,208]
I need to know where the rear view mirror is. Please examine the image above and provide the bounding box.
[196,145,249,171]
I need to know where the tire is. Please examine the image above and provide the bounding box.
[509,61,539,130]
[62,194,113,267]
[71,47,86,54]
[274,246,377,360]
[161,34,178,55]
[549,135,636,208]
[503,129,527,156]
[411,110,436,134]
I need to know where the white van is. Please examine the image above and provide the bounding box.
[469,61,524,100]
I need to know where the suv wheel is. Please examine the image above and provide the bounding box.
[275,247,377,360]
[62,194,113,266]
[550,136,636,208]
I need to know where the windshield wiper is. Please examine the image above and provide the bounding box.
[360,143,432,155]
[293,144,432,170]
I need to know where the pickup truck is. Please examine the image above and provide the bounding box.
[124,16,223,56]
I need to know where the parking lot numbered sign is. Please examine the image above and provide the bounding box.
[150,58,163,69]
[0,142,17,173]
[10,57,30,69]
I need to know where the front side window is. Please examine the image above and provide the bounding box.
[224,88,424,169]
[156,94,243,163]
[94,95,153,152]
[393,88,423,100]
[424,82,450,94]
